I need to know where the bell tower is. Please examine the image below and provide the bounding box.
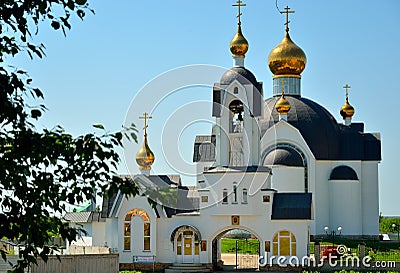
[212,0,263,167]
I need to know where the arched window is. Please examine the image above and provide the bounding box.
[222,189,228,204]
[272,230,296,256]
[233,184,238,203]
[242,188,248,204]
[124,208,150,251]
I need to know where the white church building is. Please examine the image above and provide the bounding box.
[64,4,381,270]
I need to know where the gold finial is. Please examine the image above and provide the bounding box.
[230,0,249,58]
[275,79,291,115]
[268,6,306,77]
[340,84,355,119]
[280,6,295,33]
[136,112,155,171]
[232,0,246,25]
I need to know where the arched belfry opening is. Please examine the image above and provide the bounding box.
[229,99,244,133]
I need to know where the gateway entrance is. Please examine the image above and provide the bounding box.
[212,228,260,271]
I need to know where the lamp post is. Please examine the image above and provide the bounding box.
[392,223,400,246]
[324,226,342,250]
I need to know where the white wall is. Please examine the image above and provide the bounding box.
[92,222,106,247]
[154,212,309,264]
[329,180,361,235]
[314,161,362,235]
[361,161,380,235]
[270,167,304,192]
[202,171,271,216]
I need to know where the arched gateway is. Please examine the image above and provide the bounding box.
[211,226,261,270]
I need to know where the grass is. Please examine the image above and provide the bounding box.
[220,238,259,255]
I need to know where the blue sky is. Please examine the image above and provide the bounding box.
[10,1,400,215]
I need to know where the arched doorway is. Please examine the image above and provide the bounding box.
[171,225,201,264]
[212,227,260,271]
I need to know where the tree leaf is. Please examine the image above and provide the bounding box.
[93,124,104,130]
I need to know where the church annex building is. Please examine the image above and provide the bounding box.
[64,4,381,270]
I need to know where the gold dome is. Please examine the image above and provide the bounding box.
[275,94,291,115]
[340,100,355,119]
[268,32,306,76]
[230,24,249,58]
[135,135,155,171]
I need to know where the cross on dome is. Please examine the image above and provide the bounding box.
[232,0,246,25]
[280,6,295,33]
[139,112,152,135]
[280,78,287,96]
[343,84,351,101]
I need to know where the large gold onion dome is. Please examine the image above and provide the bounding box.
[268,32,307,76]
[136,136,155,171]
[230,24,249,58]
[340,100,355,119]
[275,94,291,115]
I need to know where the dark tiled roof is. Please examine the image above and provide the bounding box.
[64,212,105,223]
[205,165,272,173]
[193,135,216,162]
[220,67,261,89]
[100,175,198,219]
[147,175,181,187]
[262,96,381,161]
[101,191,118,218]
[262,96,340,159]
[164,186,200,217]
[271,193,312,220]
[329,165,358,180]
[264,146,304,167]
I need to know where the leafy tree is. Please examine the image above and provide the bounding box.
[0,1,140,272]
[379,217,400,233]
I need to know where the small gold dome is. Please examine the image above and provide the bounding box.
[268,32,306,76]
[135,135,155,171]
[230,24,249,58]
[275,95,291,115]
[340,101,355,119]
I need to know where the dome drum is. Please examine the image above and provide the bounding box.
[273,77,301,96]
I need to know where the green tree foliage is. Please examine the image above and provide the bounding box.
[380,217,400,233]
[0,1,140,272]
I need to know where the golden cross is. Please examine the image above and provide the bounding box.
[280,78,286,96]
[343,84,351,101]
[232,0,246,25]
[139,112,152,135]
[280,6,295,33]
